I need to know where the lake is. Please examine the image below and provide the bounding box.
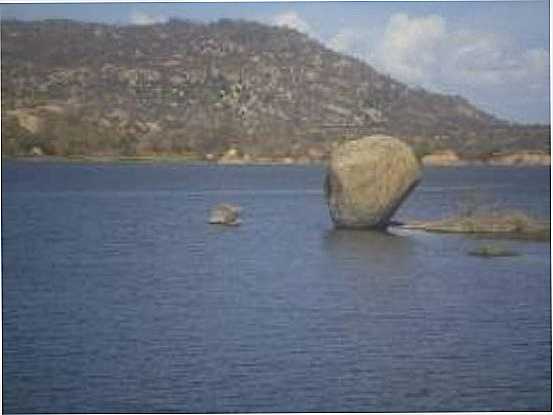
[2,161,551,412]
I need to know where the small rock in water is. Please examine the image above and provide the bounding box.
[209,203,242,226]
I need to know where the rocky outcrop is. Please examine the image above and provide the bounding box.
[401,211,550,241]
[421,149,551,166]
[486,151,550,166]
[209,204,242,226]
[422,149,465,166]
[325,135,421,229]
[217,148,252,164]
[6,109,44,134]
[29,146,44,156]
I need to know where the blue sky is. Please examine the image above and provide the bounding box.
[1,1,550,123]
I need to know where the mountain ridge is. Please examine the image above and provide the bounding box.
[1,18,549,160]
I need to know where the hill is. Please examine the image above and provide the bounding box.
[1,18,550,161]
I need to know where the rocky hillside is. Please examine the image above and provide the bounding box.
[1,18,550,160]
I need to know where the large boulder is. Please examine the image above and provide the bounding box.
[325,135,421,229]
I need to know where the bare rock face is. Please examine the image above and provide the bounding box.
[209,204,242,226]
[325,135,421,229]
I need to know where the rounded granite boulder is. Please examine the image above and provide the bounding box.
[325,135,421,229]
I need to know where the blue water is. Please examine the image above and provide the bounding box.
[2,162,551,412]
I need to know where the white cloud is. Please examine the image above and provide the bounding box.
[328,28,376,60]
[328,28,358,52]
[375,13,446,84]
[371,13,548,90]
[130,10,168,26]
[444,31,531,85]
[271,11,312,34]
[325,13,549,122]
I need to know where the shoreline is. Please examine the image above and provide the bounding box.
[420,150,550,167]
[1,155,324,166]
[2,154,550,167]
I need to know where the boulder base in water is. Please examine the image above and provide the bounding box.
[209,203,242,226]
[325,135,421,229]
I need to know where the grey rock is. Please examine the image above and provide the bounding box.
[209,203,242,226]
[29,146,44,156]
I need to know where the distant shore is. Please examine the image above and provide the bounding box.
[2,154,318,165]
[3,151,550,167]
[420,149,550,167]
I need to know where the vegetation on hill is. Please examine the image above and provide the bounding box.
[1,18,550,160]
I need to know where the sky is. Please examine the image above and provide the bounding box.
[1,1,550,124]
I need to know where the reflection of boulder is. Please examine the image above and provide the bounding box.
[322,229,415,279]
[209,204,242,226]
[325,135,421,229]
